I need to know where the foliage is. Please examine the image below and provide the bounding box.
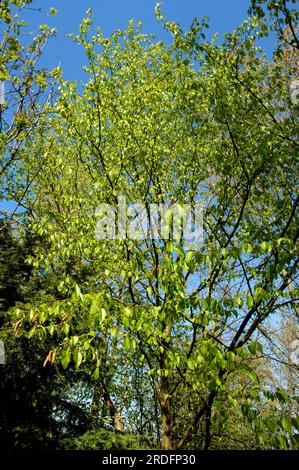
[1,0,298,450]
[0,334,92,449]
[60,429,152,450]
[0,223,94,449]
[0,0,59,226]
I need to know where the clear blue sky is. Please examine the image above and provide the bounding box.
[25,0,253,82]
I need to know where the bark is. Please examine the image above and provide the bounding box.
[159,375,173,450]
[102,382,124,432]
[158,317,173,450]
[92,379,124,432]
[91,384,101,419]
[203,400,212,450]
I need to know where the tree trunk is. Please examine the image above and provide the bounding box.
[91,384,101,419]
[102,382,124,432]
[93,379,124,432]
[159,375,173,450]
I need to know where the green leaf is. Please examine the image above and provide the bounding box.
[281,417,292,433]
[248,342,257,355]
[293,416,299,431]
[74,349,83,369]
[71,335,79,347]
[100,308,107,322]
[75,284,83,300]
[63,323,70,336]
[48,324,55,336]
[185,250,194,266]
[276,435,289,450]
[61,349,71,369]
[93,367,100,380]
[276,389,289,403]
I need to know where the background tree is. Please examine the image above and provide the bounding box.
[0,0,58,230]
[0,221,95,449]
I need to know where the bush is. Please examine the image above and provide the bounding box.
[60,428,152,450]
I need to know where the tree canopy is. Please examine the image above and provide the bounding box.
[0,0,298,451]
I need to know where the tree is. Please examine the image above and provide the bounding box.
[0,0,58,230]
[0,221,95,449]
[4,1,299,449]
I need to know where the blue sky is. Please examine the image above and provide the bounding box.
[24,0,252,82]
